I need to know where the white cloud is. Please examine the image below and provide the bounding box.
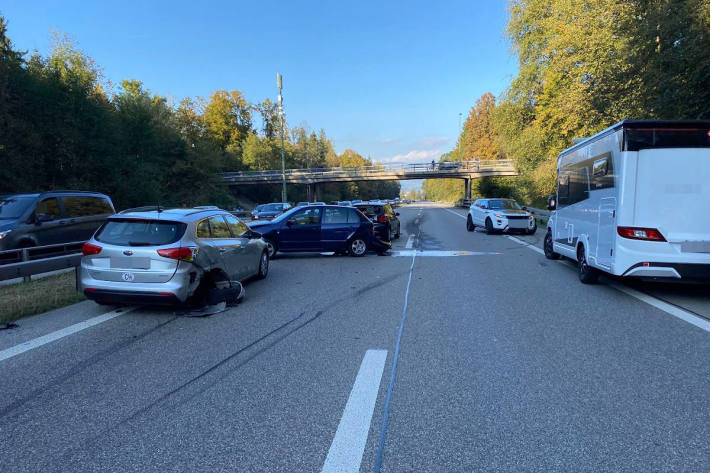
[387,149,442,164]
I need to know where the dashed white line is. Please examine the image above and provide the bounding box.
[505,235,545,255]
[405,235,415,249]
[504,235,710,333]
[321,349,388,473]
[442,207,467,219]
[610,284,710,333]
[0,307,135,363]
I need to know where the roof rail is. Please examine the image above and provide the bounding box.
[193,205,220,210]
[118,205,167,214]
[39,190,107,195]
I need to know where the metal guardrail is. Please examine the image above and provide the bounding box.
[0,241,86,282]
[222,160,517,183]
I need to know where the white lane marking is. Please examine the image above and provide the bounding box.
[505,237,710,333]
[505,235,545,255]
[442,207,467,219]
[610,284,710,333]
[321,349,388,473]
[405,235,414,249]
[0,307,135,363]
[391,250,500,257]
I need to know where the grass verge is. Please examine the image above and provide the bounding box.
[0,271,85,324]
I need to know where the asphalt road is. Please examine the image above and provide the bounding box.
[1,204,709,472]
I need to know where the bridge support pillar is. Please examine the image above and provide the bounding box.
[307,183,317,202]
[464,178,472,201]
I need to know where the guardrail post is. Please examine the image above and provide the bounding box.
[22,248,31,283]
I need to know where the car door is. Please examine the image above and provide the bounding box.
[473,200,485,225]
[279,207,323,250]
[61,195,114,242]
[321,207,352,250]
[206,215,249,281]
[225,214,260,277]
[31,197,65,245]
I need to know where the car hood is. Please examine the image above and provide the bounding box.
[495,209,529,216]
[0,221,17,232]
[249,221,275,229]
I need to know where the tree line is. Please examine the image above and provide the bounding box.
[0,16,399,210]
[424,0,710,204]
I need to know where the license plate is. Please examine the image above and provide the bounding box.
[111,256,150,269]
[121,272,135,282]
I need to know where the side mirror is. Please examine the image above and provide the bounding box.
[547,195,557,211]
[395,212,400,216]
[522,206,528,211]
[250,231,262,239]
[285,220,293,227]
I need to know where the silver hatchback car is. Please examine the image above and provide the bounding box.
[79,207,269,306]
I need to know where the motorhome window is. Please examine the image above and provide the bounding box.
[568,166,590,205]
[623,128,710,151]
[592,158,608,177]
[591,154,614,190]
[558,174,570,202]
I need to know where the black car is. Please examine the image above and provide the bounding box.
[248,205,390,257]
[251,202,292,220]
[0,191,115,251]
[354,202,401,241]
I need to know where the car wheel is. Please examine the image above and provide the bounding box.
[256,251,269,279]
[348,237,367,257]
[527,223,537,235]
[577,245,599,284]
[485,218,495,234]
[264,239,277,258]
[544,231,560,260]
[466,215,475,232]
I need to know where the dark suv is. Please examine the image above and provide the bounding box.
[353,202,401,241]
[0,191,115,251]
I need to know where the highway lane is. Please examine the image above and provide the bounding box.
[1,204,709,472]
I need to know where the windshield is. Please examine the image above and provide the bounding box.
[488,199,521,210]
[262,203,283,211]
[270,206,301,223]
[95,219,187,246]
[0,196,33,219]
[355,205,382,217]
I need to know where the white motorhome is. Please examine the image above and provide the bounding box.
[544,120,710,283]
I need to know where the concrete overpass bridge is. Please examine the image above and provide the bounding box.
[221,159,518,201]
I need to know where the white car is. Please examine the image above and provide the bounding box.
[467,198,537,234]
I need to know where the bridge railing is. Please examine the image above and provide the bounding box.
[222,159,515,180]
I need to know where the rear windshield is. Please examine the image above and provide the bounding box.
[623,128,710,151]
[0,196,34,219]
[95,219,187,246]
[355,205,383,217]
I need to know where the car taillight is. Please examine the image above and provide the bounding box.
[617,226,666,242]
[378,215,387,223]
[157,247,197,261]
[82,243,102,256]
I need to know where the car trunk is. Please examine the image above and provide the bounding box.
[85,244,180,283]
[634,148,710,246]
[86,218,186,283]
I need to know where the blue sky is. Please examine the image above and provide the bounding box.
[1,0,517,190]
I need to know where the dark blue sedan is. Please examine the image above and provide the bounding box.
[248,205,390,257]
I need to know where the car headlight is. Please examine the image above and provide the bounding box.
[494,214,503,218]
[528,215,534,220]
[0,230,11,239]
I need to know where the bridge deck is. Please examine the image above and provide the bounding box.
[222,160,517,185]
